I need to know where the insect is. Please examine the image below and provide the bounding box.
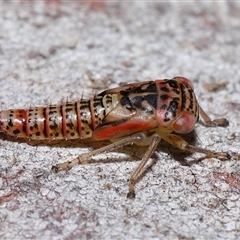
[0,76,231,198]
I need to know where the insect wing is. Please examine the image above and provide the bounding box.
[92,99,158,140]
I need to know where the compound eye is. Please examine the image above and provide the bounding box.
[173,76,194,89]
[172,112,197,134]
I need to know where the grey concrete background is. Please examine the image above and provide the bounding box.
[0,1,240,239]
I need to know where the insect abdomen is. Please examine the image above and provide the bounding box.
[0,98,107,140]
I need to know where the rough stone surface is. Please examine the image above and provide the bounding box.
[0,1,240,239]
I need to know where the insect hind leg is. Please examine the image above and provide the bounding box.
[51,133,148,173]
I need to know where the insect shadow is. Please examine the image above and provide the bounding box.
[0,129,215,196]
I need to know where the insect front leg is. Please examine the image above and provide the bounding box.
[199,106,229,127]
[51,132,148,173]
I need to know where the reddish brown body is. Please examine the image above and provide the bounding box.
[0,76,230,198]
[0,77,199,141]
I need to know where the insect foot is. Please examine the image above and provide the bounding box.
[51,165,60,173]
[210,151,232,160]
[52,154,89,173]
[51,162,72,173]
[127,184,136,199]
[199,107,229,127]
[205,118,229,127]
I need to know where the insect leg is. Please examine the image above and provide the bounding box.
[127,134,161,199]
[51,133,148,173]
[159,133,231,161]
[199,106,229,127]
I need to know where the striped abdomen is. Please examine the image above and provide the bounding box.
[0,94,118,140]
